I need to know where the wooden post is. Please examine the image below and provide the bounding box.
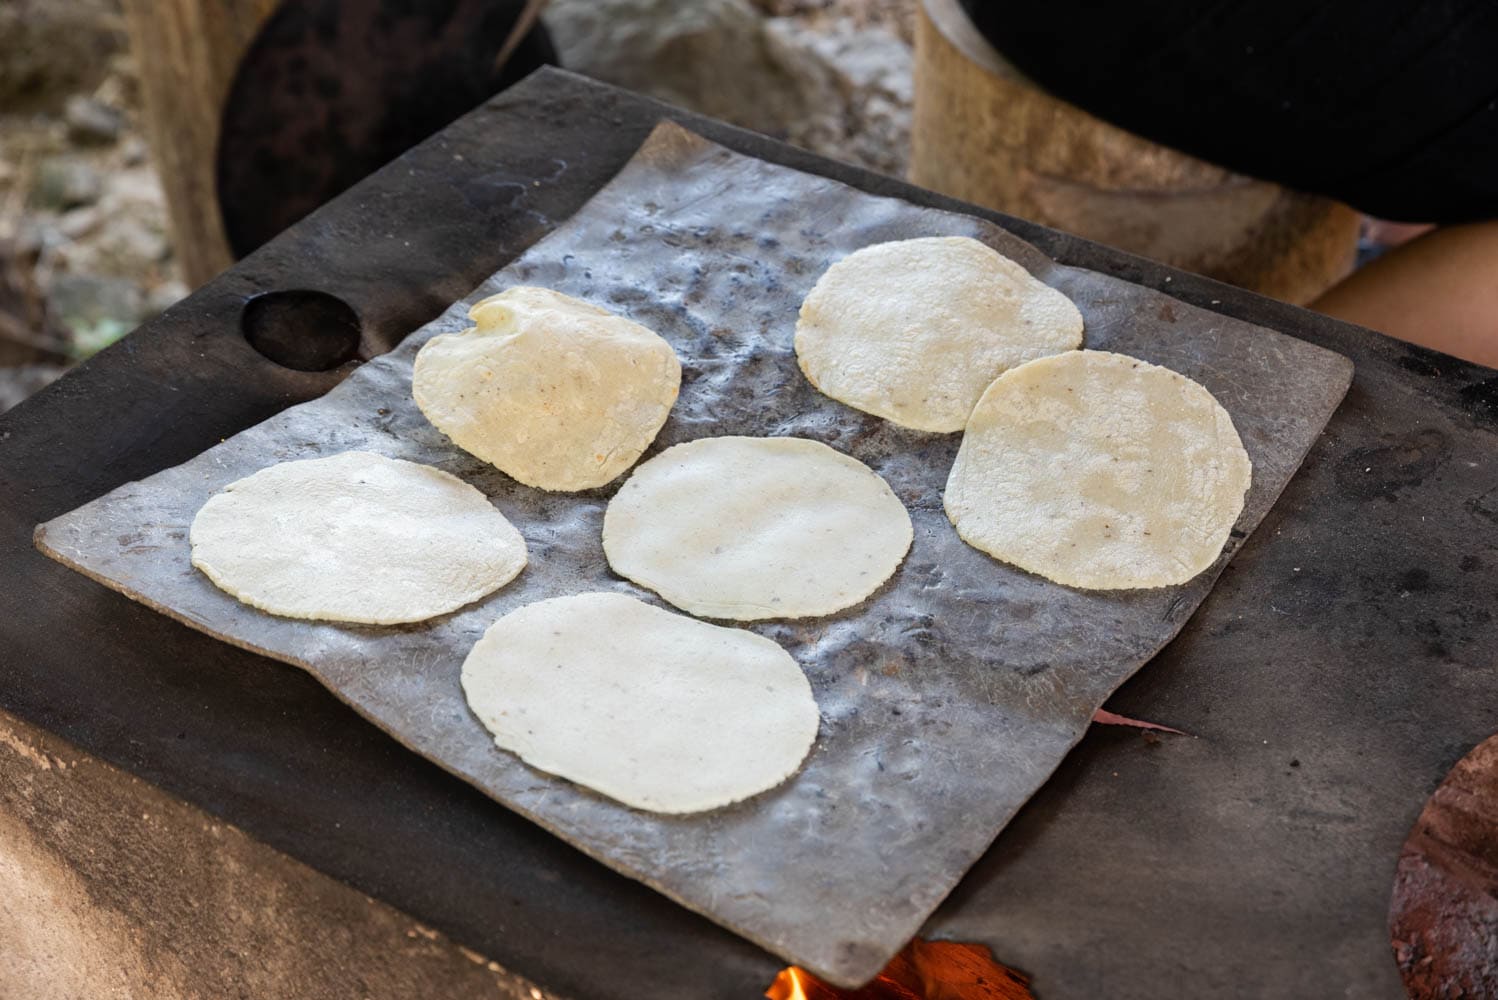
[120,0,279,288]
[911,0,1360,304]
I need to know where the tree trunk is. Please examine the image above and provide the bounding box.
[120,0,280,288]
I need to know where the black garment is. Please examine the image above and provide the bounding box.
[959,0,1498,223]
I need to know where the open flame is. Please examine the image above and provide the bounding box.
[767,967,816,1000]
[766,939,1034,1000]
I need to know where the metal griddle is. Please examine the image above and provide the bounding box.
[33,122,1349,986]
[3,70,1495,998]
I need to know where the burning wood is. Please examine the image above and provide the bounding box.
[767,939,1034,1000]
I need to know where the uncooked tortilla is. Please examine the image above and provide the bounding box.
[794,236,1084,432]
[190,451,527,624]
[602,436,913,620]
[944,350,1252,589]
[413,286,681,491]
[461,592,819,813]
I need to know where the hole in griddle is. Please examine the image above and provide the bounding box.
[241,289,362,371]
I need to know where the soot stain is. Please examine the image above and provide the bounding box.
[1335,428,1451,501]
[1411,618,1451,661]
[1403,604,1491,663]
[1467,485,1498,525]
[1459,375,1498,427]
[1397,345,1452,379]
[1398,568,1432,593]
[1280,567,1345,616]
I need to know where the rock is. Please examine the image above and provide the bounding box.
[769,16,913,175]
[119,136,148,167]
[46,273,146,332]
[13,222,46,258]
[795,17,912,101]
[544,0,838,137]
[752,0,917,44]
[0,237,71,361]
[30,156,102,211]
[544,0,913,175]
[89,217,170,275]
[0,0,125,112]
[14,218,67,257]
[64,96,124,146]
[57,207,100,241]
[50,165,174,278]
[146,280,188,318]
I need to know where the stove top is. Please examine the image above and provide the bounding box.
[3,68,1491,999]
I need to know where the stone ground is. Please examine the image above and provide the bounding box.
[0,0,915,414]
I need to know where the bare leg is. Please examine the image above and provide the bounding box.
[1311,222,1498,368]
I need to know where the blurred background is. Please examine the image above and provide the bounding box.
[1,0,179,409]
[0,0,915,412]
[9,0,1457,412]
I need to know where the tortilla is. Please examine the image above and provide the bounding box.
[413,286,681,491]
[794,236,1084,432]
[189,451,527,624]
[461,592,819,813]
[944,350,1252,589]
[602,436,913,620]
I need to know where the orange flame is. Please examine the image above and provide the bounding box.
[766,939,1033,999]
[766,966,814,1000]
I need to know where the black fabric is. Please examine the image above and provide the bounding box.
[959,0,1498,223]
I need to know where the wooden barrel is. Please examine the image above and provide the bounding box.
[911,0,1360,304]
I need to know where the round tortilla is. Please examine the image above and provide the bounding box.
[602,436,913,620]
[944,350,1252,589]
[413,286,681,491]
[794,236,1084,432]
[190,451,527,624]
[461,592,819,813]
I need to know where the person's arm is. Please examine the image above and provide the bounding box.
[1312,222,1498,368]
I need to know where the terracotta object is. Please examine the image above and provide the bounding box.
[1389,733,1498,997]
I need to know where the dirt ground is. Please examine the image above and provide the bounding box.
[0,0,916,415]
